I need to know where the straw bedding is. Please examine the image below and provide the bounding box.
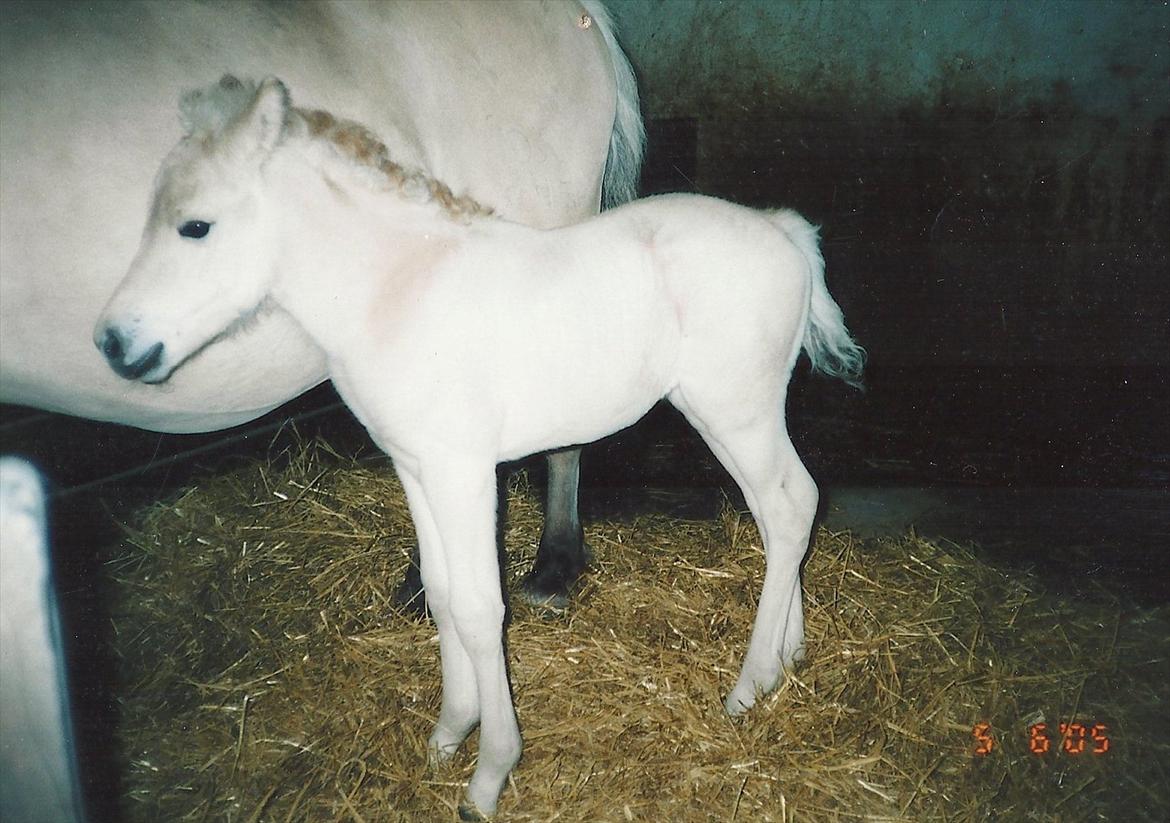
[105,438,1168,821]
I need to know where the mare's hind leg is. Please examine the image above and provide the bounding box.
[519,447,588,608]
[668,387,818,716]
[396,447,588,616]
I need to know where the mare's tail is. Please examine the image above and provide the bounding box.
[583,0,645,208]
[768,209,866,389]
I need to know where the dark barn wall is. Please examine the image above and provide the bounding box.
[614,0,1169,368]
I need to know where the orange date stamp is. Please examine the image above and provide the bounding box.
[972,720,1111,757]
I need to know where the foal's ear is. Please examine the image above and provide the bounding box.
[230,76,290,159]
[179,75,290,160]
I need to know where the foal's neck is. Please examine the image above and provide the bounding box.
[265,136,476,356]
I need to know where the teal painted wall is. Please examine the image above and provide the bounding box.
[610,0,1169,367]
[615,0,1167,124]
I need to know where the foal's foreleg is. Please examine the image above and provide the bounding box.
[414,460,521,819]
[398,471,479,758]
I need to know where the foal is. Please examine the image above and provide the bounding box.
[95,77,863,819]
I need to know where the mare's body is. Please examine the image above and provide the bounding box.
[1,0,642,603]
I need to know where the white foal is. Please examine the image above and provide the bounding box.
[95,77,864,819]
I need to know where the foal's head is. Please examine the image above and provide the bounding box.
[95,74,490,384]
[95,75,290,382]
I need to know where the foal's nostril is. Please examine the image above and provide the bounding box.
[100,328,125,363]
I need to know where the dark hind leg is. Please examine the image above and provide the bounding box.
[517,447,589,608]
[394,447,589,616]
[392,545,427,617]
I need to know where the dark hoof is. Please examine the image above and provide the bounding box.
[515,578,571,611]
[458,802,489,822]
[392,548,428,620]
[517,529,590,610]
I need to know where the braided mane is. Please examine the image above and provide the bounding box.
[297,108,493,221]
[180,76,492,221]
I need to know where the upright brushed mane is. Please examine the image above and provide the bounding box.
[179,75,280,138]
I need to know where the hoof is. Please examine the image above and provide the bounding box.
[514,578,570,612]
[518,529,590,610]
[427,743,457,768]
[724,690,754,717]
[458,802,491,822]
[725,654,805,717]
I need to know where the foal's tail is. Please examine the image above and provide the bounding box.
[768,209,866,389]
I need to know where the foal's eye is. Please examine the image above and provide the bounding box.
[178,220,212,239]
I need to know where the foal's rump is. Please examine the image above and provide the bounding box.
[617,195,817,357]
[659,197,862,386]
[591,195,864,413]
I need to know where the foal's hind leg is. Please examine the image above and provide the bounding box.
[668,387,818,715]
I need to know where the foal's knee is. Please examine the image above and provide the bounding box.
[418,569,452,615]
[449,597,506,649]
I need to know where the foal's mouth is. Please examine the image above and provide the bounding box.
[109,337,167,383]
[101,335,166,382]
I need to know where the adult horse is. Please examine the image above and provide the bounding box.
[0,0,643,605]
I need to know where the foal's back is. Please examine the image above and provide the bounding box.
[530,194,811,301]
[387,195,814,461]
[524,194,813,360]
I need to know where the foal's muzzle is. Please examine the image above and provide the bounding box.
[97,327,165,381]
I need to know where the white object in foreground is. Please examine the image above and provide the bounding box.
[0,458,84,822]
